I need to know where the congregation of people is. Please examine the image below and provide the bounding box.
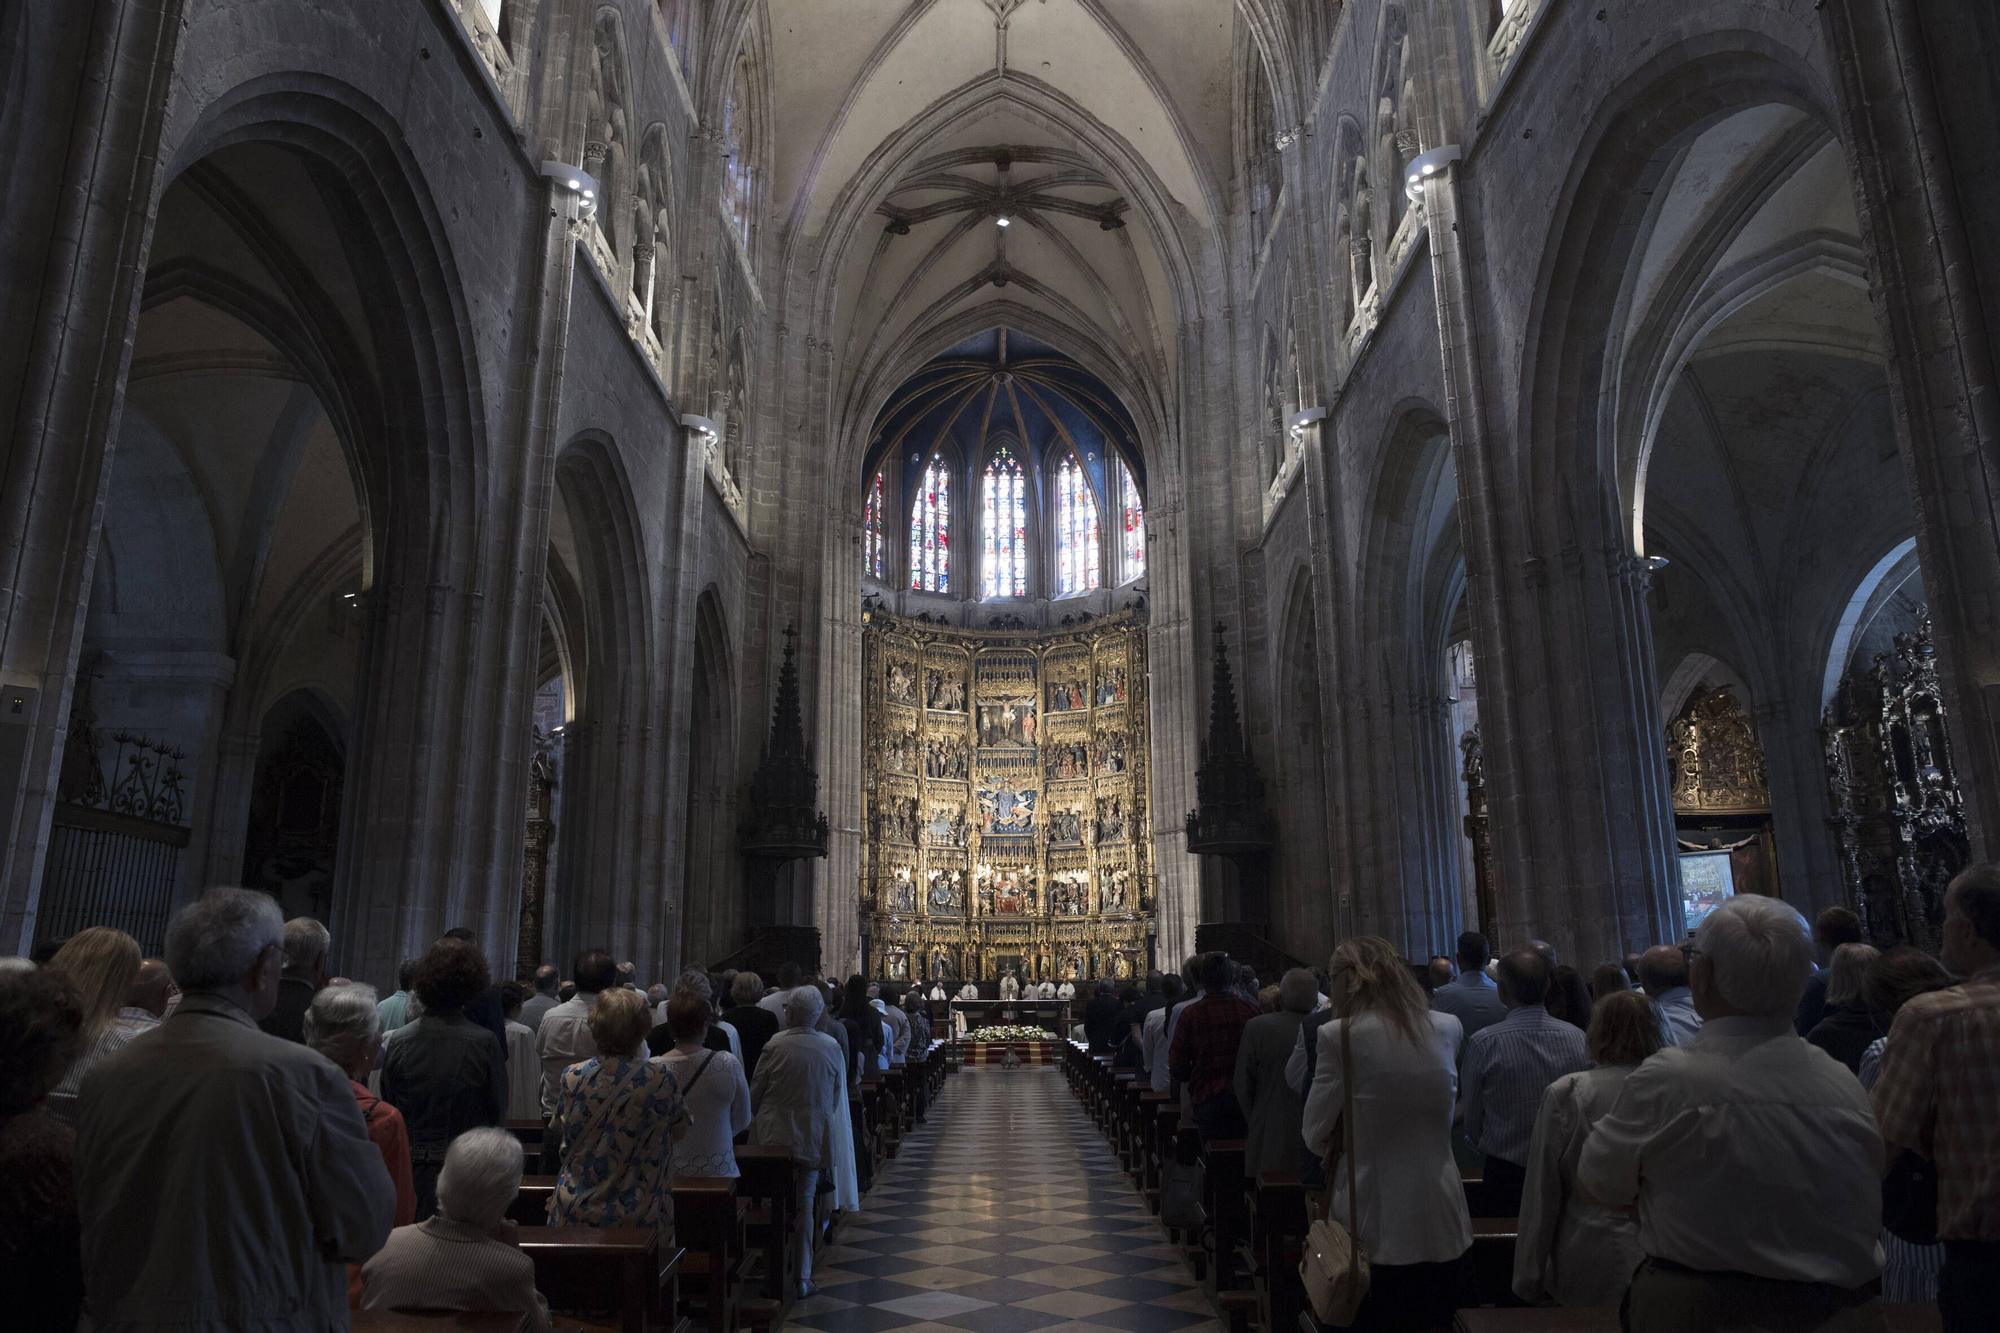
[1088,869,2000,1332]
[0,889,939,1330]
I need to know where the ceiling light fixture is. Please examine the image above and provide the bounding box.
[540,161,600,221]
[995,214,1011,228]
[1404,145,1464,201]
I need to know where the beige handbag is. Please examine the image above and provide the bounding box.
[1300,1019,1370,1326]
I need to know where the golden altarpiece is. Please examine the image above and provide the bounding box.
[861,613,1154,984]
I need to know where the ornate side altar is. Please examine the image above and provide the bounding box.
[861,611,1154,983]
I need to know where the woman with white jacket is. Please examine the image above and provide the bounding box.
[1512,989,1663,1306]
[1302,936,1473,1331]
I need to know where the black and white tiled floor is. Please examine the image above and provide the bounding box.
[789,1066,1222,1333]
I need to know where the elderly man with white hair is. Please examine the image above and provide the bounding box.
[258,914,330,1042]
[361,1127,552,1331]
[306,982,418,1303]
[76,887,394,1330]
[749,984,856,1298]
[1578,894,1886,1331]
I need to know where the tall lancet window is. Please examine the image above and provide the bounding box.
[863,471,885,580]
[981,446,1028,599]
[1118,459,1146,582]
[909,455,951,593]
[1055,453,1101,596]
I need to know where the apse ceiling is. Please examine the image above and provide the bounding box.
[766,0,1234,445]
[862,328,1144,495]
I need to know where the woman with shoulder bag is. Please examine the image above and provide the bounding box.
[658,989,752,1178]
[1301,936,1472,1330]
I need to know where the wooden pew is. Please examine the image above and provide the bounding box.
[518,1226,678,1333]
[352,1315,522,1331]
[1199,1139,1249,1293]
[1452,1309,1941,1333]
[1467,1216,1520,1308]
[671,1176,743,1333]
[508,1174,557,1226]
[503,1119,546,1152]
[733,1143,797,1300]
[1253,1172,1308,1333]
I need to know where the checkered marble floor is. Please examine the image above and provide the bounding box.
[786,1066,1222,1333]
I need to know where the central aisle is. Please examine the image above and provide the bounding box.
[789,1066,1223,1332]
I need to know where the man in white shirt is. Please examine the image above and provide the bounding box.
[1637,944,1703,1046]
[758,961,803,1016]
[1036,979,1057,1000]
[1056,979,1076,1002]
[534,949,614,1117]
[927,981,947,1001]
[1578,895,1885,1331]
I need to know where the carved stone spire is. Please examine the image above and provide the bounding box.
[740,623,830,859]
[1185,623,1273,856]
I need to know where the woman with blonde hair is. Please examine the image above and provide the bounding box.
[45,926,144,1124]
[1301,936,1472,1329]
[1804,941,1883,1073]
[549,986,688,1227]
[1514,987,1664,1307]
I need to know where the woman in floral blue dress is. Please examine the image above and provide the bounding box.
[549,988,688,1226]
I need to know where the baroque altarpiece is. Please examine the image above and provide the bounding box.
[861,613,1154,984]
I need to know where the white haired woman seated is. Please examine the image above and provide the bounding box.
[360,1127,552,1332]
[748,984,853,1298]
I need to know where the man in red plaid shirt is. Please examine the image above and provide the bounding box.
[1872,864,2000,1333]
[1169,952,1261,1142]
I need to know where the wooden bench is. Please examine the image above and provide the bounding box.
[671,1176,743,1333]
[509,1174,557,1226]
[733,1144,796,1300]
[1200,1139,1249,1292]
[518,1225,677,1333]
[352,1315,523,1331]
[1452,1307,1942,1333]
[1468,1216,1521,1308]
[1252,1171,1308,1333]
[503,1119,546,1152]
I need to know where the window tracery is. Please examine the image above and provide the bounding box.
[910,455,952,594]
[1054,453,1101,597]
[864,471,886,581]
[982,447,1028,599]
[721,55,755,249]
[1118,459,1145,584]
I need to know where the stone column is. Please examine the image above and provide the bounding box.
[1424,165,1678,964]
[1822,0,2000,862]
[0,0,188,952]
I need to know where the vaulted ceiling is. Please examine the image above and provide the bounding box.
[765,0,1238,450]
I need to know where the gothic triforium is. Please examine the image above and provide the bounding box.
[739,624,830,861]
[1185,624,1273,858]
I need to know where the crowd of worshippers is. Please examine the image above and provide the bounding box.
[0,895,940,1330]
[1080,868,2000,1333]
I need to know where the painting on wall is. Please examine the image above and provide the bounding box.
[1679,849,1736,935]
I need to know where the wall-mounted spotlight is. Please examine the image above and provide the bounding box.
[683,414,720,440]
[1404,144,1464,202]
[1640,554,1671,574]
[540,160,599,221]
[1288,405,1328,435]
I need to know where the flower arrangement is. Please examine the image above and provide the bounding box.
[966,1025,1051,1043]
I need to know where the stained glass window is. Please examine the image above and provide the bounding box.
[1055,453,1102,596]
[863,471,885,580]
[981,446,1028,599]
[909,455,950,593]
[721,58,755,247]
[1118,460,1146,582]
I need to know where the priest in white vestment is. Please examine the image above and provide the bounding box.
[1000,972,1021,1001]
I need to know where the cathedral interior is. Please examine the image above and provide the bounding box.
[4,0,1998,991]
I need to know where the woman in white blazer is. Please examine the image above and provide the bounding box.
[1302,936,1473,1330]
[1512,988,1663,1307]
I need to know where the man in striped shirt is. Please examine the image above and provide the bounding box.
[1460,949,1589,1215]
